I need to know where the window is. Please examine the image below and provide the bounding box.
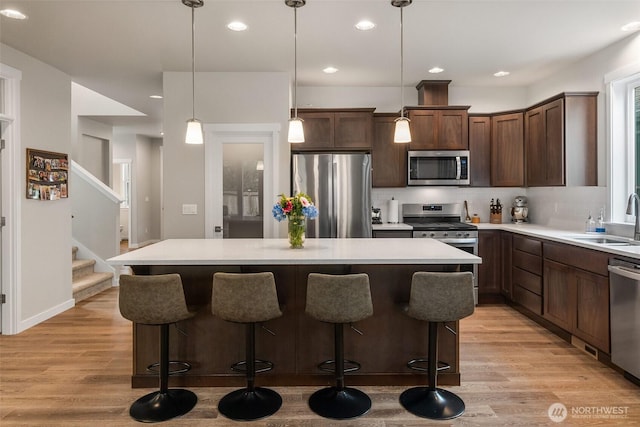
[607,70,640,223]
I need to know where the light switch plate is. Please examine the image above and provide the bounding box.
[182,204,197,215]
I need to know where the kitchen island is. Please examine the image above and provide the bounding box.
[108,238,481,388]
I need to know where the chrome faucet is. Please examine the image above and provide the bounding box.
[627,193,640,240]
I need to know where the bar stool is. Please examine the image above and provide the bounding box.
[118,274,198,423]
[399,271,475,420]
[211,272,283,421]
[305,272,373,420]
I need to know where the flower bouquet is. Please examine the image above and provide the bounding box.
[272,193,318,248]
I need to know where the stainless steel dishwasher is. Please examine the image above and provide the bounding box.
[609,258,640,379]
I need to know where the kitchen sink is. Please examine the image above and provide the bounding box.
[569,235,640,246]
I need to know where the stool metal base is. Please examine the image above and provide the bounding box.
[129,389,197,423]
[308,386,372,420]
[399,387,465,420]
[218,387,282,421]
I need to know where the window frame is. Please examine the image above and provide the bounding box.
[607,67,640,224]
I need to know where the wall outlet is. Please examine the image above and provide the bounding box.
[182,204,197,215]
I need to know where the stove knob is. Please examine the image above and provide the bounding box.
[465,232,470,238]
[456,232,463,237]
[443,232,448,237]
[421,232,428,238]
[429,232,436,238]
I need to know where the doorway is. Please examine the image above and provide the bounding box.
[113,159,132,250]
[204,123,280,239]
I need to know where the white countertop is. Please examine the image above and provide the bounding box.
[372,223,413,231]
[108,238,482,266]
[475,222,640,259]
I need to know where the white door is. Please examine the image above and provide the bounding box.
[204,124,280,239]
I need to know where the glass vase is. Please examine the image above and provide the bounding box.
[288,215,306,249]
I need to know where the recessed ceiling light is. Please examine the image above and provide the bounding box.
[494,71,510,77]
[149,95,163,99]
[355,20,375,31]
[227,21,248,32]
[429,67,444,74]
[621,21,640,32]
[323,66,339,74]
[0,9,27,20]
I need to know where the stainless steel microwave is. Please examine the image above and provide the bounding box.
[407,150,470,186]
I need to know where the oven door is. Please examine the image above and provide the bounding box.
[443,240,478,306]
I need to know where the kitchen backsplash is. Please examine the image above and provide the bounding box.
[372,186,608,232]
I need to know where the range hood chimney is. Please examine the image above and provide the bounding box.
[416,80,451,106]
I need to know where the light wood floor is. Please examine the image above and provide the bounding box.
[1,288,639,426]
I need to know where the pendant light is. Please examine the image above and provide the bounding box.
[285,0,306,143]
[183,0,204,145]
[392,0,412,143]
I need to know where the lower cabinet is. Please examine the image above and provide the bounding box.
[511,235,543,315]
[478,230,501,300]
[500,232,512,298]
[543,242,610,353]
[372,229,412,238]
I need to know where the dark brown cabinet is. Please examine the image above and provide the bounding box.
[478,230,501,300]
[511,235,542,314]
[406,107,470,150]
[295,108,374,150]
[372,113,407,187]
[490,112,524,187]
[500,232,513,298]
[468,115,491,187]
[543,242,610,353]
[525,93,598,187]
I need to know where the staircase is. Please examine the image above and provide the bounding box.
[72,246,113,302]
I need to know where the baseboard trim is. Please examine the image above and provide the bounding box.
[17,298,75,333]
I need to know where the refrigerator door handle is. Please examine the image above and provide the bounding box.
[456,156,462,180]
[331,159,337,237]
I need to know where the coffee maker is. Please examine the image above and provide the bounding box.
[511,196,529,223]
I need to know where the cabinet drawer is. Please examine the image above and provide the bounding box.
[513,266,542,295]
[372,230,412,238]
[513,235,542,256]
[512,249,542,276]
[544,242,608,277]
[513,285,542,315]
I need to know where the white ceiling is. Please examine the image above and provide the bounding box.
[1,0,639,137]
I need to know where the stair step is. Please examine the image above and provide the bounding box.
[73,272,113,303]
[72,258,96,281]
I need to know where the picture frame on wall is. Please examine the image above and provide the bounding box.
[26,148,69,201]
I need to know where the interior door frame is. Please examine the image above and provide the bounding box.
[0,63,22,335]
[204,123,280,239]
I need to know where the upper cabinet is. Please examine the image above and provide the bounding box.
[405,106,470,150]
[294,108,375,151]
[524,92,598,187]
[372,113,407,188]
[491,111,525,187]
[468,115,491,187]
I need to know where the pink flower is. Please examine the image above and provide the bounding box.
[283,200,293,213]
[300,196,310,207]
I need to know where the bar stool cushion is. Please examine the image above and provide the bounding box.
[306,273,373,324]
[212,272,282,323]
[407,272,474,323]
[119,273,196,325]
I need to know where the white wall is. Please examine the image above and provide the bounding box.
[1,44,74,329]
[162,71,290,238]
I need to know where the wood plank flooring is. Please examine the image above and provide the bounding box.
[1,288,639,426]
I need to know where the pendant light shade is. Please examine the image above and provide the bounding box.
[288,117,305,143]
[392,0,412,144]
[393,117,411,143]
[185,119,204,145]
[183,0,204,145]
[285,0,306,143]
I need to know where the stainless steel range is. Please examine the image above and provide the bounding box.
[402,203,479,304]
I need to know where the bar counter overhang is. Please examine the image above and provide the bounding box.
[108,238,482,388]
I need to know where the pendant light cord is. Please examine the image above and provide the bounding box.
[400,6,404,119]
[191,5,196,120]
[293,6,298,119]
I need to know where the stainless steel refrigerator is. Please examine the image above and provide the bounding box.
[292,153,372,238]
